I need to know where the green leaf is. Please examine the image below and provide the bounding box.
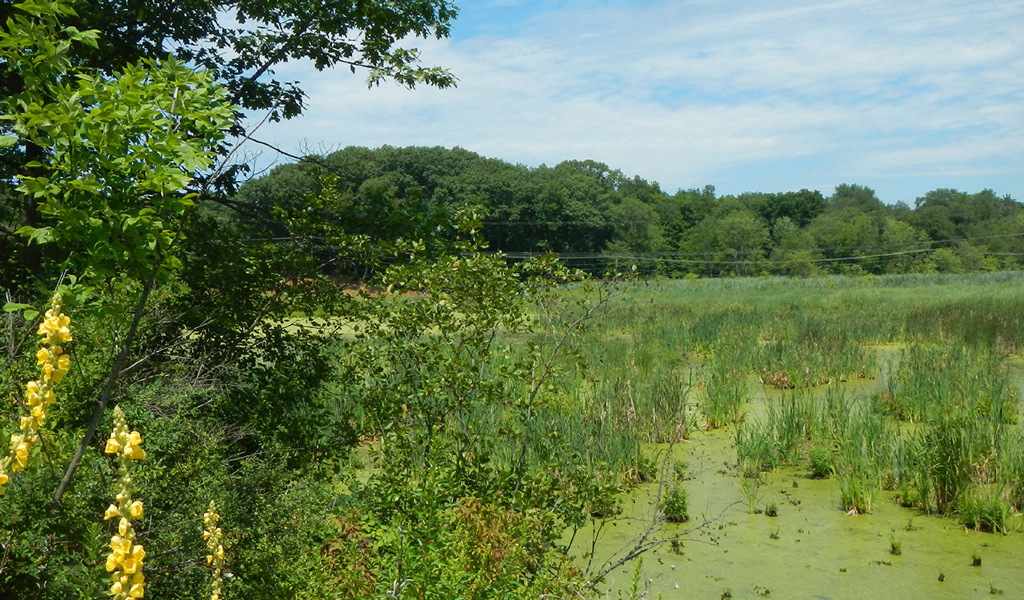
[2,302,34,313]
[0,135,17,148]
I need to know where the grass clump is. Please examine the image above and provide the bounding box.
[662,485,690,523]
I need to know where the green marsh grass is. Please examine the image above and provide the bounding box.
[544,271,1024,530]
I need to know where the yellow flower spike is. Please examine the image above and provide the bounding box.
[204,500,225,600]
[105,504,121,520]
[3,295,72,486]
[105,406,147,599]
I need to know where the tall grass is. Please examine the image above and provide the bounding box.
[536,271,1024,528]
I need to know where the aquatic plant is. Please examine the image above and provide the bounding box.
[809,445,835,479]
[956,488,1012,534]
[662,485,689,523]
[736,420,780,476]
[703,360,747,429]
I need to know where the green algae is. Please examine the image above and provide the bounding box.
[578,374,1024,599]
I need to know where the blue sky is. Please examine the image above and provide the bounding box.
[249,0,1023,205]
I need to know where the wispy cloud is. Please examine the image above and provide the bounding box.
[251,0,1024,202]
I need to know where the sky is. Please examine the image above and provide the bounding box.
[247,0,1024,205]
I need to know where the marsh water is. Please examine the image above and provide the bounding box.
[582,349,1024,599]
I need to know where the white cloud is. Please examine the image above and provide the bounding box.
[247,0,1024,201]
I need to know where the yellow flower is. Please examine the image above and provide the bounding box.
[57,354,70,372]
[110,580,123,595]
[105,438,121,455]
[20,416,34,430]
[25,380,40,405]
[123,557,139,574]
[105,504,120,520]
[14,442,29,468]
[105,554,119,572]
[0,472,7,485]
[36,348,50,365]
[110,535,124,550]
[128,582,145,598]
[44,363,64,383]
[31,405,45,426]
[118,517,129,536]
[131,544,146,562]
[127,431,143,447]
[125,444,146,460]
[131,572,145,585]
[129,500,144,518]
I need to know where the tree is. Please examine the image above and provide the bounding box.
[769,217,823,277]
[1,0,459,289]
[715,210,770,275]
[829,183,886,213]
[0,0,456,120]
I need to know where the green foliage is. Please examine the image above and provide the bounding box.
[235,148,1024,278]
[662,485,690,523]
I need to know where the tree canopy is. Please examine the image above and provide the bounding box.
[235,145,1024,277]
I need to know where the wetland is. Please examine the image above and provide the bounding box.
[554,272,1024,598]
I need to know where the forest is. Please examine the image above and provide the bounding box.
[237,145,1024,277]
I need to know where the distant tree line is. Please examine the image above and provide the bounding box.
[235,145,1024,277]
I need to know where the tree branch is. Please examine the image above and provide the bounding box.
[52,258,162,505]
